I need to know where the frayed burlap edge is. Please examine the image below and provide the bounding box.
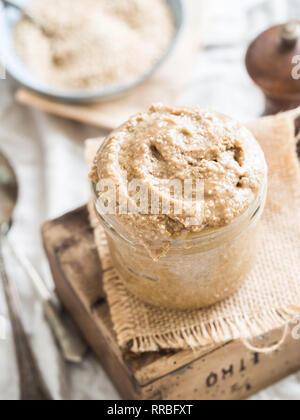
[104,267,300,353]
[87,204,300,353]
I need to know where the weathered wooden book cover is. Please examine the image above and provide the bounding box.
[42,207,300,400]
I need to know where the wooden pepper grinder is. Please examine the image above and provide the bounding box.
[246,21,300,116]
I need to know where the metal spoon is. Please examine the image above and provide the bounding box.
[1,0,51,36]
[0,151,87,400]
[1,152,87,363]
[0,152,52,400]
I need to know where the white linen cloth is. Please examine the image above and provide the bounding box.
[0,0,299,400]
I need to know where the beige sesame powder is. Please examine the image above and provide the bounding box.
[14,0,174,90]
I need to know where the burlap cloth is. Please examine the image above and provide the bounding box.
[85,109,300,353]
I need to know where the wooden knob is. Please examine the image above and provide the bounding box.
[280,22,300,47]
[246,21,300,115]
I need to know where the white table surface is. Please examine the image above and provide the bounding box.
[0,0,299,400]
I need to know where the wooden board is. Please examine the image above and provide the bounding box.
[42,207,300,400]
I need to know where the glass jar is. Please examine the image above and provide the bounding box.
[92,173,267,311]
